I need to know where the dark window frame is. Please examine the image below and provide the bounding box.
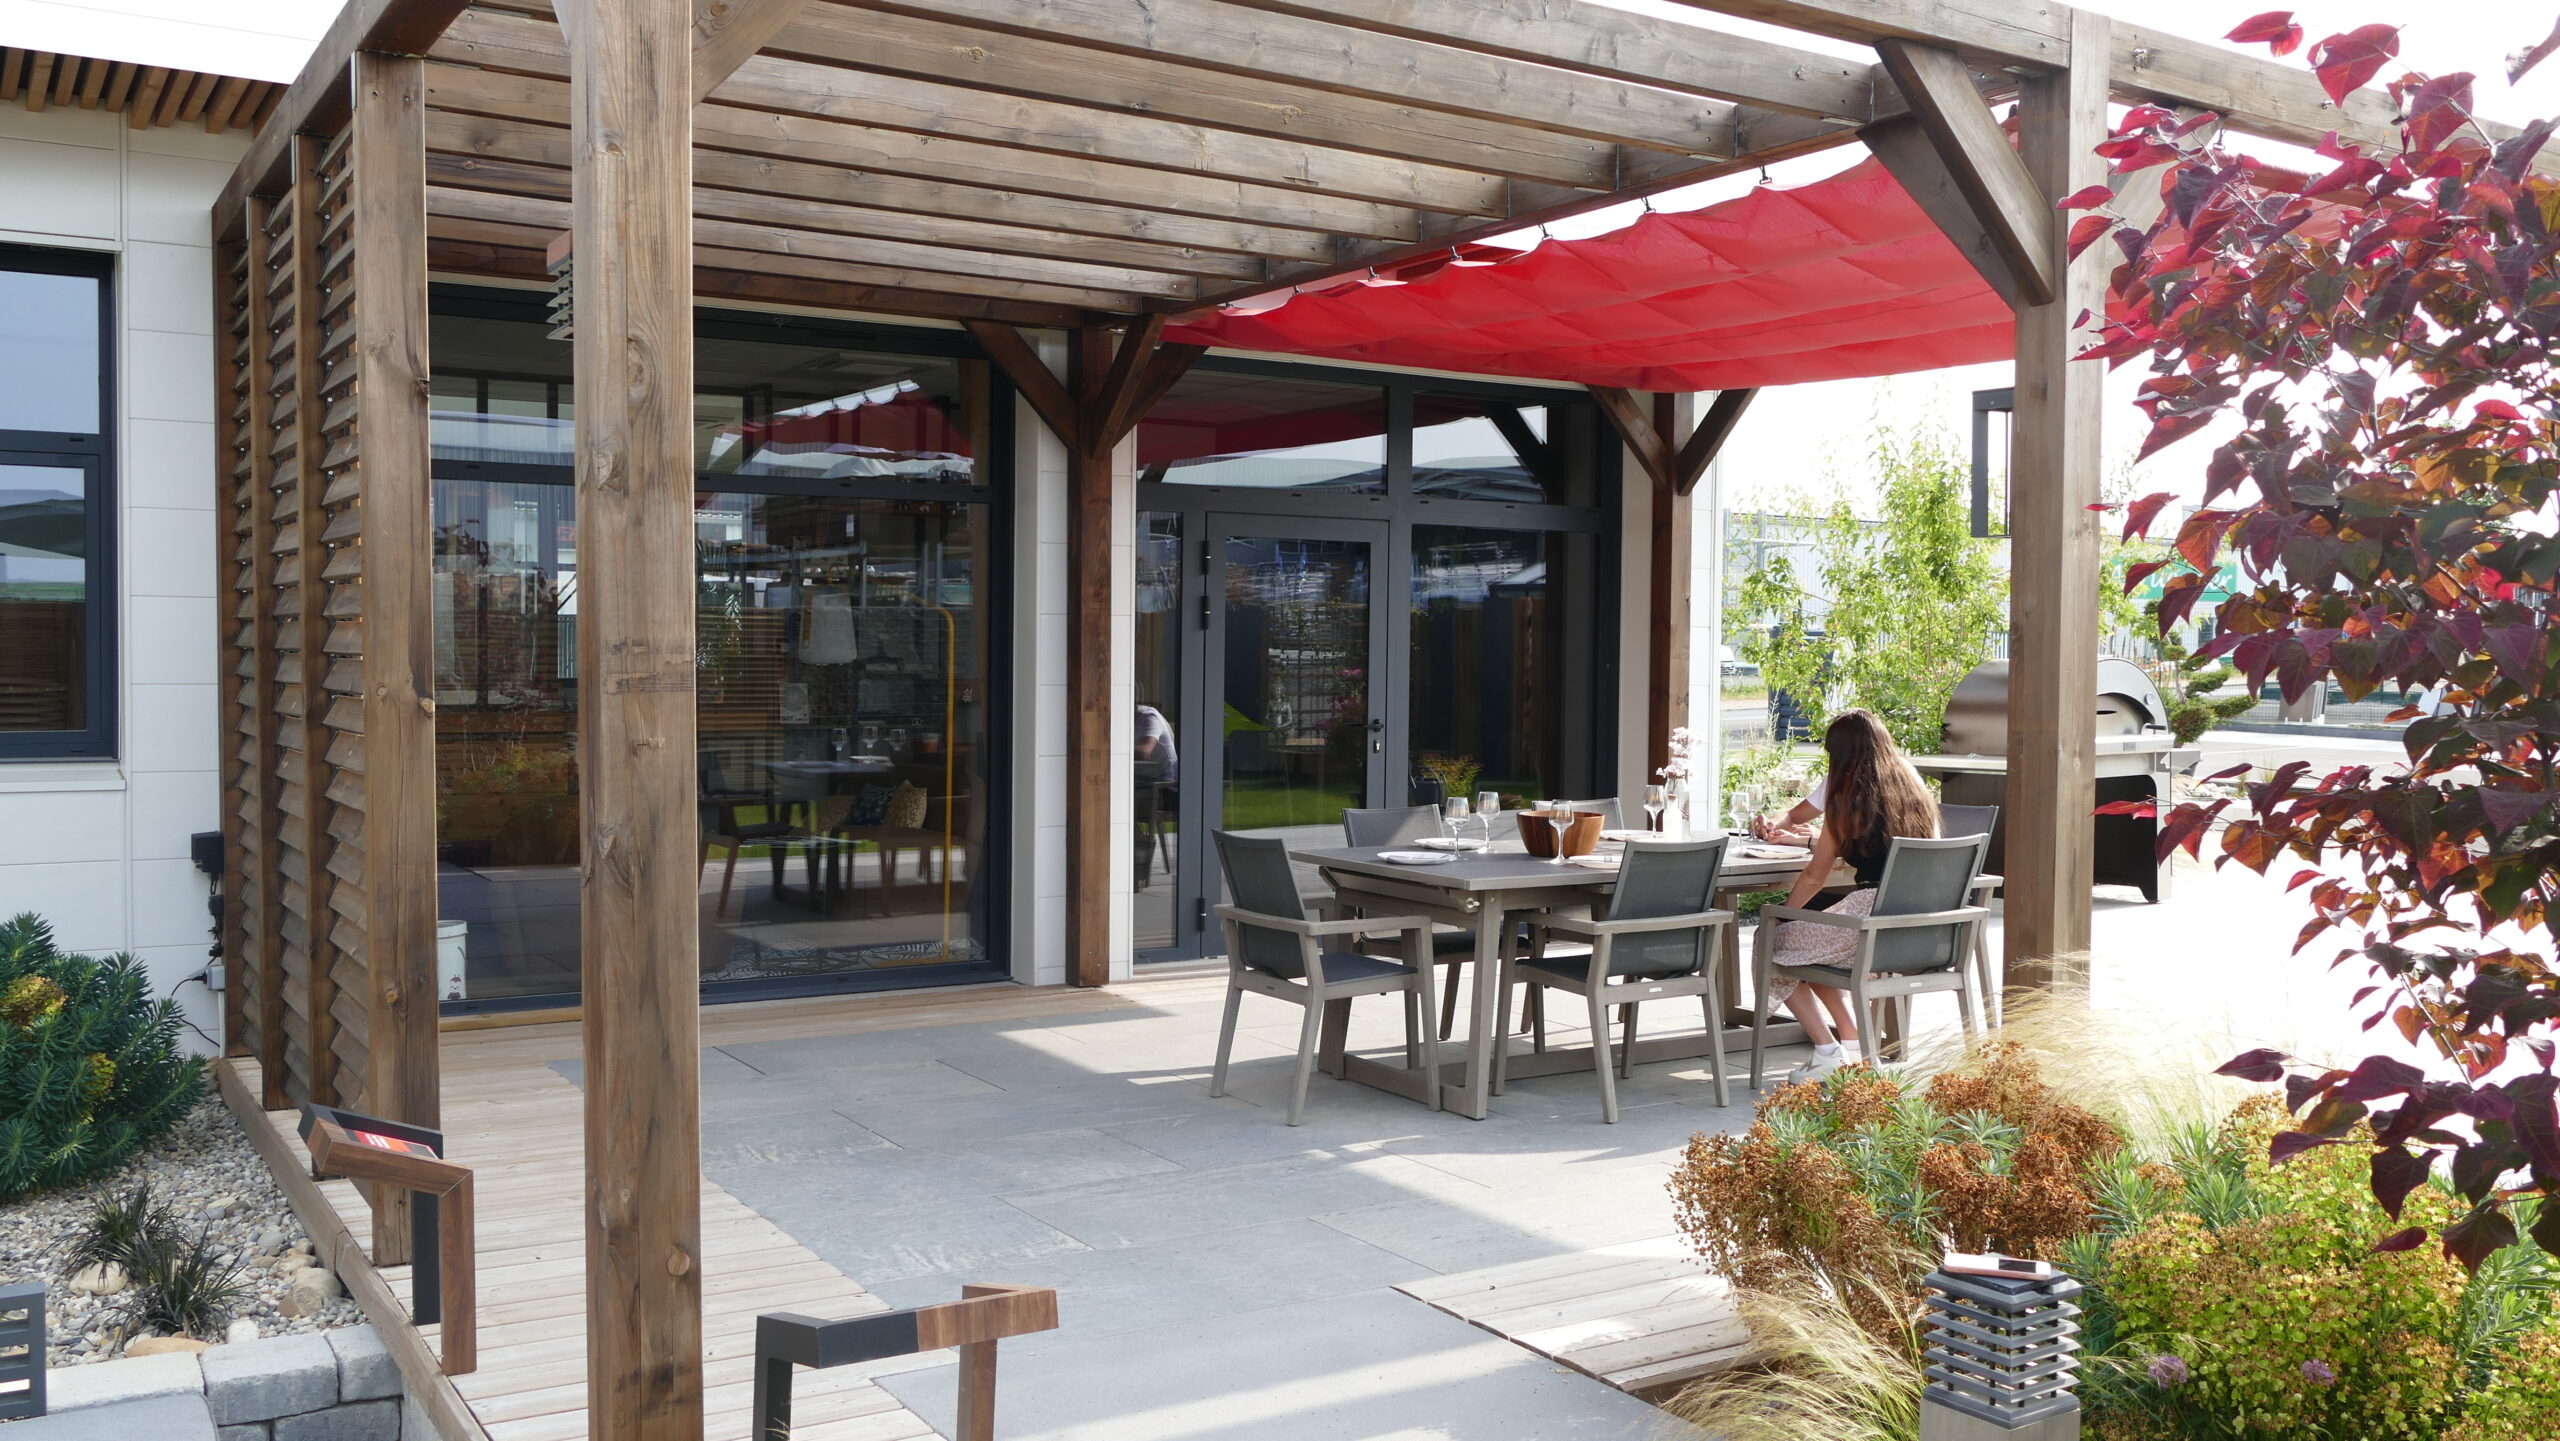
[0,244,117,761]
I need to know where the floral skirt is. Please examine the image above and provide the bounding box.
[1762,887,1876,1006]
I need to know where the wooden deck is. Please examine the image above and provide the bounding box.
[1396,1236,1746,1397]
[225,981,1152,1441]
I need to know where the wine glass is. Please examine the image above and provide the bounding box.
[1442,796,1470,846]
[1644,784,1668,834]
[1539,798,1572,864]
[1475,791,1502,847]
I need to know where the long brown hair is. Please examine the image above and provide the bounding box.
[1821,709,1937,859]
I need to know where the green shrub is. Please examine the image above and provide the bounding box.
[0,913,204,1201]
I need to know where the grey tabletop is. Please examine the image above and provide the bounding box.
[1291,839,1816,893]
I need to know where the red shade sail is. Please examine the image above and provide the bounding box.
[1168,157,2017,392]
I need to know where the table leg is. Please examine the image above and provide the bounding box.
[1449,899,1508,1120]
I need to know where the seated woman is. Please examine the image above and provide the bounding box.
[1761,709,1939,1081]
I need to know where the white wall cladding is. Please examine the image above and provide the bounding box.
[0,99,243,1051]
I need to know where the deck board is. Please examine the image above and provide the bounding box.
[1395,1236,1747,1396]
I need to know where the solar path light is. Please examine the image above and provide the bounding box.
[1918,1259,2084,1441]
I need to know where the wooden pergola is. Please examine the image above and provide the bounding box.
[206,1,2456,1433]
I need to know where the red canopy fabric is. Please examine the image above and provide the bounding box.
[1167,156,2017,392]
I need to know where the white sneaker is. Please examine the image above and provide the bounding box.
[1785,1050,1847,1085]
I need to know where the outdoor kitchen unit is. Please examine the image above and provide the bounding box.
[1913,658,2176,902]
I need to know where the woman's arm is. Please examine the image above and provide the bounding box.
[1749,798,1822,842]
[1782,825,1842,909]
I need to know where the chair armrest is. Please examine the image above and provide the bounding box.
[1213,906,1430,939]
[1531,909,1735,939]
[1762,904,1990,931]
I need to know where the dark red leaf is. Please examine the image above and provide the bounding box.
[2270,1129,2334,1165]
[2122,558,2172,594]
[2444,1204,2519,1273]
[2057,184,2117,211]
[2334,1054,2425,1103]
[2066,213,2113,260]
[2093,799,2157,817]
[2509,1074,2560,1180]
[2217,1047,2293,1083]
[2138,409,2216,462]
[2122,490,2178,541]
[2155,796,2224,860]
[2375,1226,2429,1253]
[2175,509,2245,574]
[2308,24,2402,108]
[2404,72,2478,155]
[2476,399,2523,421]
[2157,573,2210,632]
[2371,1146,2434,1219]
[2228,11,2306,56]
[2478,787,2553,837]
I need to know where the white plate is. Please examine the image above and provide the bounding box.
[1565,854,1621,869]
[1598,828,1654,842]
[1378,850,1457,866]
[1738,844,1808,860]
[1414,836,1488,851]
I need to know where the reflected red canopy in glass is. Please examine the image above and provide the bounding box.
[1167,157,2014,392]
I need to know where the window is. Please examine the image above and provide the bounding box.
[0,246,114,759]
[1135,371,1386,492]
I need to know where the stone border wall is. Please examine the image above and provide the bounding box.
[17,1325,410,1439]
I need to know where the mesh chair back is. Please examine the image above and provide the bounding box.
[1342,804,1441,848]
[1869,835,1988,974]
[1603,836,1727,977]
[1939,803,1999,840]
[1569,797,1626,829]
[1214,831,1311,976]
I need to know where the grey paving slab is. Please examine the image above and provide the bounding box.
[39,1350,204,1410]
[7,1392,218,1440]
[200,1332,338,1423]
[875,1288,1659,1441]
[1001,1149,1490,1253]
[728,1187,1091,1285]
[326,1325,399,1402]
[704,1057,1005,1113]
[1100,1107,1470,1173]
[697,1106,896,1170]
[542,1045,760,1089]
[837,1075,1219,1148]
[868,1215,1424,1356]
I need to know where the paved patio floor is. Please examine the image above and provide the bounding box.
[526,849,2353,1439]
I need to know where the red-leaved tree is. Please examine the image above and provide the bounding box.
[2083,12,2560,1266]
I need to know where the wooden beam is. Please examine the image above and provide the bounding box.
[424,108,1332,261]
[777,4,1619,190]
[556,0,706,1436]
[1090,313,1169,448]
[214,0,475,237]
[285,132,338,1112]
[1220,0,1878,122]
[1673,389,1754,496]
[424,149,1265,280]
[807,0,1735,157]
[237,199,290,1103]
[423,56,1425,241]
[2002,7,2109,992]
[440,10,1523,219]
[1646,393,1693,780]
[22,53,52,112]
[1116,343,1208,445]
[962,322,1080,451]
[348,49,441,1265]
[690,0,809,102]
[1065,327,1116,989]
[1859,115,2023,309]
[1871,39,2054,307]
[423,184,1202,300]
[1587,385,1674,494]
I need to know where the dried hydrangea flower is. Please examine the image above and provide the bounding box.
[2301,1358,2336,1386]
[2149,1353,2191,1389]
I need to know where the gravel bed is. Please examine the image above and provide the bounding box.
[0,1097,362,1365]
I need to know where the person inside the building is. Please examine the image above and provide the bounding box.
[1759,708,1941,1080]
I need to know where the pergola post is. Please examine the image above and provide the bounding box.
[347,49,439,1266]
[2002,10,2111,987]
[559,0,704,1436]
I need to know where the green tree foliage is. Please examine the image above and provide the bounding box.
[2149,606,2260,747]
[0,914,203,1201]
[1733,428,2006,753]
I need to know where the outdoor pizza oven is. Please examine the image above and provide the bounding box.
[1915,658,2176,901]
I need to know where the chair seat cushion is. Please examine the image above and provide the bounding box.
[1251,950,1416,984]
[1771,963,1854,988]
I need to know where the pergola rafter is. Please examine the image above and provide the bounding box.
[204,2,2482,1434]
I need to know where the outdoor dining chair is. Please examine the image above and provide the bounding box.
[1567,797,1626,829]
[1938,803,2004,1025]
[698,750,796,919]
[1211,831,1443,1126]
[1749,834,1991,1089]
[1339,804,1478,1040]
[1495,837,1736,1122]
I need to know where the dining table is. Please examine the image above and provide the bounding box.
[1289,832,1847,1120]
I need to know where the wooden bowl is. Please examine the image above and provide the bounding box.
[1518,809,1604,859]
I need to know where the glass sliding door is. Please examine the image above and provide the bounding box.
[1134,511,1187,951]
[1211,520,1389,855]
